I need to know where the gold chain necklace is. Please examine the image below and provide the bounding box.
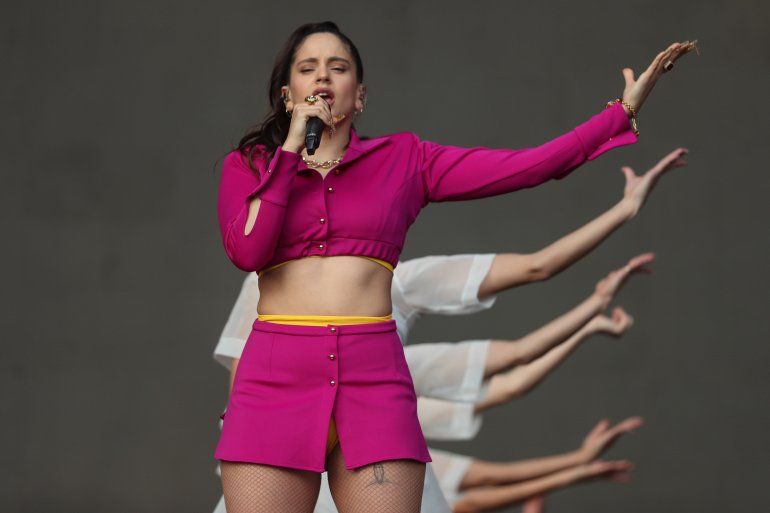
[302,154,344,169]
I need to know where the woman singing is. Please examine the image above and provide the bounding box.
[214,20,695,513]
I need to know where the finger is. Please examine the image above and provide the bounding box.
[655,44,681,77]
[615,460,634,471]
[647,43,679,74]
[671,41,698,62]
[591,460,631,474]
[661,42,686,68]
[312,100,333,120]
[612,307,633,326]
[610,417,644,436]
[657,50,677,77]
[665,147,688,160]
[622,67,636,88]
[647,50,667,74]
[669,148,689,162]
[622,310,635,328]
[320,97,333,116]
[652,148,689,173]
[623,416,645,430]
[597,460,633,472]
[306,104,334,125]
[620,166,636,180]
[671,159,688,168]
[623,257,654,277]
[630,252,656,267]
[589,418,611,437]
[620,314,634,330]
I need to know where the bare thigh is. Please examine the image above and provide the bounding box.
[220,460,321,513]
[326,444,425,513]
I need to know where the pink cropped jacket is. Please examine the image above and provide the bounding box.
[217,102,637,273]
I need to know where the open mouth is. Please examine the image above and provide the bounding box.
[314,89,335,106]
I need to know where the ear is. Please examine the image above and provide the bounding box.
[281,86,292,109]
[355,83,367,111]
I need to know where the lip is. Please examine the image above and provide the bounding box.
[312,88,335,106]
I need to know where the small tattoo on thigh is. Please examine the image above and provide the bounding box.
[366,463,393,486]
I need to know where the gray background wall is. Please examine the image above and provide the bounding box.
[3,1,768,512]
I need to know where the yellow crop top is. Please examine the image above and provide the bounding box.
[257,255,394,277]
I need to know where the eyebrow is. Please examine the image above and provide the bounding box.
[295,56,351,66]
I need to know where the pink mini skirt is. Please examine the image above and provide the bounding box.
[215,318,432,473]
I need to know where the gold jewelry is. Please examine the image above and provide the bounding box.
[606,98,637,117]
[305,95,319,104]
[329,114,347,136]
[606,98,640,137]
[663,60,674,73]
[302,154,344,169]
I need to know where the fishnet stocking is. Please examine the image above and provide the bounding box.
[327,444,425,513]
[220,460,321,513]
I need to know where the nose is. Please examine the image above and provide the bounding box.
[315,67,330,83]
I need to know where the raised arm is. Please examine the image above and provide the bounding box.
[454,416,640,488]
[453,458,633,513]
[216,147,302,271]
[451,417,641,512]
[477,147,688,298]
[476,307,633,411]
[481,253,652,377]
[417,101,637,203]
[419,39,697,205]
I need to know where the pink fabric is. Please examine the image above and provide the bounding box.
[216,102,637,272]
[215,319,431,472]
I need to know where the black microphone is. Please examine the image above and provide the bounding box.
[304,117,325,155]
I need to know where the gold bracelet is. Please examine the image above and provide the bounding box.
[607,98,637,117]
[606,98,640,137]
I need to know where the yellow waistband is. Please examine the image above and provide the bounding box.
[257,313,393,326]
[258,256,394,277]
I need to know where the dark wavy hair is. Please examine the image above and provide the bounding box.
[236,21,364,171]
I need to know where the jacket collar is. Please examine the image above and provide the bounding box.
[294,127,391,173]
[339,127,391,167]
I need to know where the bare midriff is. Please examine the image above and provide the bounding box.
[255,255,394,317]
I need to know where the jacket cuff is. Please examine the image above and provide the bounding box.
[248,146,302,207]
[573,101,638,160]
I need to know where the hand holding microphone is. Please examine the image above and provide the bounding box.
[281,94,334,155]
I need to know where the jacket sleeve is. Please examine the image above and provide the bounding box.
[417,101,638,203]
[216,146,302,272]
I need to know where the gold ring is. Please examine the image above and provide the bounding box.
[305,95,319,104]
[663,60,674,73]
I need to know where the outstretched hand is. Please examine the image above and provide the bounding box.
[622,147,689,216]
[580,416,644,462]
[621,40,698,114]
[594,253,655,307]
[572,459,636,484]
[585,306,634,336]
